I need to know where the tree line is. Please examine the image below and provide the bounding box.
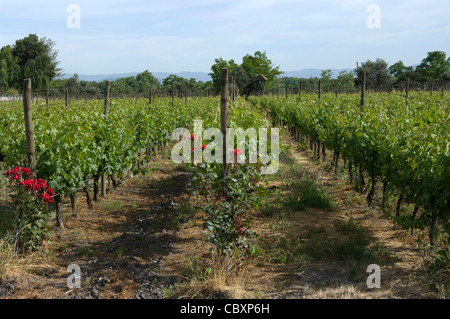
[1,34,449,97]
[48,71,214,97]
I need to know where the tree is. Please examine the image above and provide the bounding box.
[280,77,301,93]
[162,74,190,94]
[241,51,282,87]
[229,65,250,96]
[356,59,392,89]
[66,73,79,95]
[136,70,160,92]
[337,70,355,88]
[320,69,333,89]
[416,51,450,82]
[388,61,416,86]
[0,60,7,91]
[0,45,20,91]
[210,51,282,97]
[209,58,238,93]
[11,34,61,90]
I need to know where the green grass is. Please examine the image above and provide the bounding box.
[114,246,124,259]
[279,150,336,212]
[261,149,336,218]
[78,245,94,259]
[172,202,197,229]
[98,200,124,212]
[268,225,331,264]
[267,219,395,278]
[332,218,370,261]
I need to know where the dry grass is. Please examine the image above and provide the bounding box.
[0,236,58,287]
[172,252,249,299]
[301,283,394,299]
[0,238,14,281]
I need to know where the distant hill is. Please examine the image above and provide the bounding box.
[59,68,354,83]
[282,68,353,79]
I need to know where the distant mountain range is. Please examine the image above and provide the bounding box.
[282,68,353,79]
[59,68,354,83]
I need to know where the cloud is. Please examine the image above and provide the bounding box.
[0,0,449,73]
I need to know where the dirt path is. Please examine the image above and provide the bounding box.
[1,158,192,299]
[0,131,442,299]
[237,132,439,299]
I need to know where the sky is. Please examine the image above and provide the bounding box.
[0,0,449,75]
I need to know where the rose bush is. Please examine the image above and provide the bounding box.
[188,146,267,254]
[4,167,53,251]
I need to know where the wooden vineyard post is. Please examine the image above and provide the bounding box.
[220,67,230,274]
[104,81,110,116]
[360,71,366,119]
[220,68,229,187]
[65,86,69,109]
[23,79,36,174]
[16,78,42,248]
[318,80,322,100]
[185,86,188,107]
[234,76,237,100]
[102,81,110,198]
[230,76,234,102]
[109,91,112,112]
[359,71,367,194]
[285,83,288,99]
[406,77,409,107]
[149,87,152,105]
[46,89,49,110]
[172,82,175,108]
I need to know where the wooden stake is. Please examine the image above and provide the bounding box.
[318,80,322,100]
[172,82,175,108]
[46,89,49,110]
[102,81,110,197]
[23,78,36,173]
[360,72,366,119]
[220,68,229,184]
[406,77,409,107]
[65,86,69,109]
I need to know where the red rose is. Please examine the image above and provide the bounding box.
[40,193,53,204]
[234,149,243,155]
